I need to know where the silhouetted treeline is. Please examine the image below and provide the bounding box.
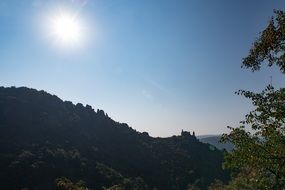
[0,87,229,190]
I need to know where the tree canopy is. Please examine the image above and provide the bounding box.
[220,10,285,190]
[243,10,285,73]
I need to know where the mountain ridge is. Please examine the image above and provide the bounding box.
[0,86,229,190]
[199,135,234,152]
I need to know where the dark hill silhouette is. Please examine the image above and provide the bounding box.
[199,136,234,152]
[0,86,229,190]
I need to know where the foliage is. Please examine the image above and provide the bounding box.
[55,177,88,190]
[187,182,201,190]
[221,9,285,190]
[242,10,285,73]
[208,180,225,190]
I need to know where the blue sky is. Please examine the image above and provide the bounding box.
[1,0,285,137]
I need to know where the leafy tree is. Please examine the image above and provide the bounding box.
[187,184,200,190]
[208,180,225,190]
[103,185,125,190]
[55,177,88,190]
[222,10,285,190]
[242,10,285,73]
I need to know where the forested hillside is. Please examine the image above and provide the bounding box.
[0,87,229,190]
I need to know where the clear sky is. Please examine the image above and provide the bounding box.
[1,0,285,137]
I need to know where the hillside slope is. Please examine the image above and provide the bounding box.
[199,136,234,152]
[0,87,229,190]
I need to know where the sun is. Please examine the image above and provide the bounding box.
[49,10,83,46]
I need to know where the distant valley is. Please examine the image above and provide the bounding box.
[198,136,234,152]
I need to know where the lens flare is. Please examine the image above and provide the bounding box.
[48,10,84,47]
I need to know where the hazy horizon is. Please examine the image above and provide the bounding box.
[1,0,285,137]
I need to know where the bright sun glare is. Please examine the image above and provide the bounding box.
[49,11,83,46]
